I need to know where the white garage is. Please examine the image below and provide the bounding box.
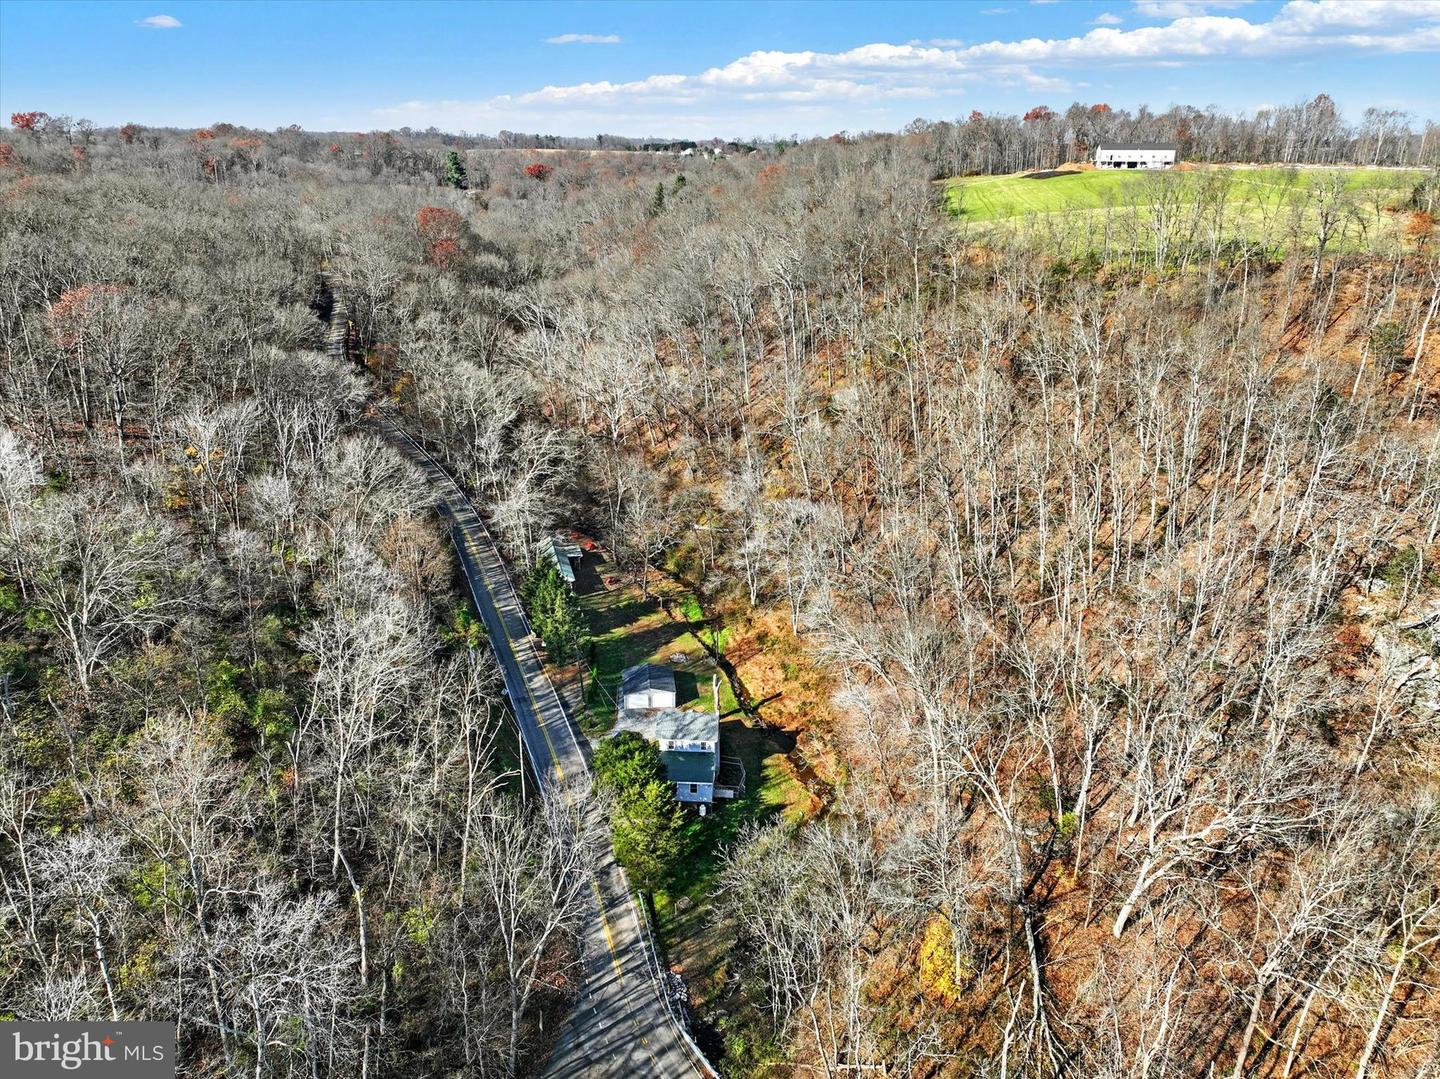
[619,663,678,711]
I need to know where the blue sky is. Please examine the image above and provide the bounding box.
[2,1,1437,138]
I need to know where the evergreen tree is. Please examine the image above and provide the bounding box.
[444,149,467,189]
[612,777,689,892]
[521,559,587,664]
[593,732,690,892]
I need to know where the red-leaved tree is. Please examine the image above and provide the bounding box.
[426,237,462,270]
[119,123,142,144]
[523,162,553,181]
[415,206,464,239]
[10,111,47,133]
[1024,106,1055,123]
[416,206,466,269]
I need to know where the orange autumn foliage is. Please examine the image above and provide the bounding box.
[48,284,125,348]
[416,206,464,241]
[757,163,787,189]
[426,237,462,270]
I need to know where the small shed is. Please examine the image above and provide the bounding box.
[619,663,677,711]
[538,533,583,586]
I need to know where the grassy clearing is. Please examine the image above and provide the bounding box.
[948,168,1157,218]
[653,717,812,1061]
[945,166,1422,222]
[575,549,738,734]
[574,546,819,1064]
[944,167,1428,258]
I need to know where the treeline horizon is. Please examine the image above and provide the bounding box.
[6,91,1437,177]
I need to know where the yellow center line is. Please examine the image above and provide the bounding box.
[456,519,627,979]
[590,877,625,978]
[398,432,687,1075]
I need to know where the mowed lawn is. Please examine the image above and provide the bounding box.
[574,549,738,734]
[945,166,1423,222]
[948,168,1155,218]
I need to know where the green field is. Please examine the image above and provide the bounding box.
[945,166,1422,221]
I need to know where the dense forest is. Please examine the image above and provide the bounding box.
[2,97,1439,1079]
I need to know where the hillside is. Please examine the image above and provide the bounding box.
[1,105,1438,1079]
[946,165,1423,220]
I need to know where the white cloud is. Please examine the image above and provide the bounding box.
[545,33,622,44]
[135,14,181,29]
[927,37,967,46]
[1271,0,1440,31]
[1093,12,1124,24]
[379,1,1440,135]
[1133,0,1251,16]
[980,6,1014,12]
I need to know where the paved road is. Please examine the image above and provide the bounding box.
[382,420,707,1079]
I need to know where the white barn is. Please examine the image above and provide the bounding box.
[1094,142,1177,170]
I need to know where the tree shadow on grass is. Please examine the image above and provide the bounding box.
[672,668,700,709]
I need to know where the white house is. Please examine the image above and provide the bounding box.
[613,706,720,805]
[613,663,721,807]
[619,663,677,711]
[1094,142,1177,169]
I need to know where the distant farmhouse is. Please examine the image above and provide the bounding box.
[612,663,722,809]
[1094,142,1177,169]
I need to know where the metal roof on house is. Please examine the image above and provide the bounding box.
[620,663,676,699]
[614,708,719,745]
[660,750,719,784]
[1096,142,1177,151]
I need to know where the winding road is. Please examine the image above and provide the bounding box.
[379,417,709,1079]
